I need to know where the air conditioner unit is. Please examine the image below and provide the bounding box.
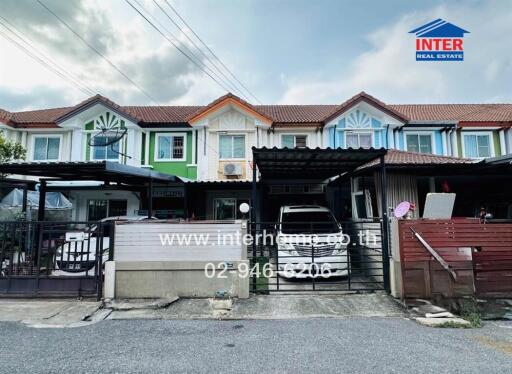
[224,163,243,176]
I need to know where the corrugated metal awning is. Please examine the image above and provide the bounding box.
[252,147,387,179]
[0,161,181,185]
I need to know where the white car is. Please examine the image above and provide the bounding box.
[276,205,348,278]
[54,215,155,275]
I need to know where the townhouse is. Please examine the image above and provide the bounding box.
[1,92,511,221]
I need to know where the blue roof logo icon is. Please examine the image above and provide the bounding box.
[409,19,470,38]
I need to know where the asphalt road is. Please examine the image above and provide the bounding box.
[0,318,511,373]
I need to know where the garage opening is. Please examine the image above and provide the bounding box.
[250,147,390,293]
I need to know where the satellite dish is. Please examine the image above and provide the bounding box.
[394,201,411,218]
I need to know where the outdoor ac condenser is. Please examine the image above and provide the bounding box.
[223,163,243,176]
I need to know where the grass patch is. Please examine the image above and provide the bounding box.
[250,256,270,294]
[458,298,482,328]
[436,321,472,329]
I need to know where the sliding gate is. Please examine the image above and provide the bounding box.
[249,219,387,293]
[0,221,111,299]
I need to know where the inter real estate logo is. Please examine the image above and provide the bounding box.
[409,19,469,61]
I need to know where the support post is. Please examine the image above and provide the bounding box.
[379,155,391,293]
[22,185,28,215]
[251,159,257,292]
[147,179,153,219]
[37,180,46,222]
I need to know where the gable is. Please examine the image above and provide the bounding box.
[187,94,272,125]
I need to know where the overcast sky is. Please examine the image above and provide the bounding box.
[0,0,511,111]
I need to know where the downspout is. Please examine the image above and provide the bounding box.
[385,124,390,149]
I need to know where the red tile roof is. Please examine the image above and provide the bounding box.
[360,149,475,170]
[390,104,512,122]
[124,105,202,124]
[0,108,13,126]
[3,92,512,128]
[256,105,339,124]
[324,92,409,123]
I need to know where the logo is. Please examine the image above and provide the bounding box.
[409,19,469,61]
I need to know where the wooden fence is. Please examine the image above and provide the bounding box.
[398,219,512,299]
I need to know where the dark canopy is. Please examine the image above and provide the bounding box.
[0,161,180,185]
[252,147,387,179]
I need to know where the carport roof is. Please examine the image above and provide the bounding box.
[252,147,387,179]
[0,161,180,185]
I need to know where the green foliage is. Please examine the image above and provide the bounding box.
[0,130,26,163]
[459,297,481,327]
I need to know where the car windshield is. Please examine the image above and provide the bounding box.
[281,211,339,234]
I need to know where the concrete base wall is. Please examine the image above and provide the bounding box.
[114,261,250,299]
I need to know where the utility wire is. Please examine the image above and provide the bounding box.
[163,0,262,104]
[151,0,249,101]
[36,0,159,104]
[125,0,235,96]
[0,16,95,96]
[0,27,92,97]
[132,0,242,98]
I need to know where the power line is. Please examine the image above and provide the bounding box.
[132,0,243,97]
[151,0,249,101]
[36,0,159,104]
[0,26,92,97]
[162,0,262,104]
[0,16,95,96]
[125,0,235,96]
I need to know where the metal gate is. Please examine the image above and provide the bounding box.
[249,219,388,293]
[0,221,111,299]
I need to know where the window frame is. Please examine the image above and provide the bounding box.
[218,134,246,160]
[154,132,187,162]
[404,132,435,154]
[344,131,373,149]
[213,197,251,220]
[213,198,236,220]
[280,133,309,148]
[90,134,122,162]
[31,134,62,162]
[461,131,495,159]
[86,199,128,221]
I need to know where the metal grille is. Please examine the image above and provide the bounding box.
[248,219,387,293]
[0,221,112,299]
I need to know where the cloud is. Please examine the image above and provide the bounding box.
[0,0,214,110]
[0,86,79,111]
[279,0,512,104]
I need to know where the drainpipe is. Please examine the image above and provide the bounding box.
[452,124,459,157]
[333,123,337,148]
[384,124,390,149]
[499,128,507,155]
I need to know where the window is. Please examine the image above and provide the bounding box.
[155,133,185,161]
[213,198,250,220]
[406,134,433,154]
[214,198,236,220]
[87,200,108,221]
[281,134,307,148]
[92,135,120,161]
[87,199,127,221]
[219,135,245,159]
[463,133,492,158]
[346,132,372,149]
[33,136,60,161]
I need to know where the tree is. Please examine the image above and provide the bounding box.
[0,130,25,163]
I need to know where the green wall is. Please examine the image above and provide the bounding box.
[149,131,197,180]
